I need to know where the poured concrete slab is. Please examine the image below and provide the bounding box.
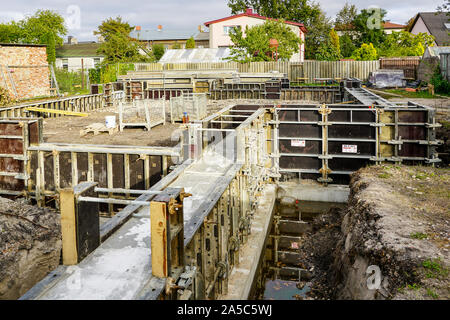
[278,180,349,203]
[24,148,239,300]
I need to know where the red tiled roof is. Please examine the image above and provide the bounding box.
[383,22,406,29]
[335,22,406,31]
[204,9,307,33]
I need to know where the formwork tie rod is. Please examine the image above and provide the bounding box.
[77,196,151,206]
[94,187,163,195]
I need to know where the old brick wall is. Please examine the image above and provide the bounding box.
[0,45,50,100]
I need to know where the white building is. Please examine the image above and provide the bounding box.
[55,39,104,72]
[203,8,307,62]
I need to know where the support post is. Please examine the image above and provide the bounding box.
[150,188,189,279]
[60,182,100,265]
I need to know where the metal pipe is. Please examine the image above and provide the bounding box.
[94,187,162,195]
[77,196,151,206]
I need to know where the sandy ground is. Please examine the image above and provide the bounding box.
[42,99,318,147]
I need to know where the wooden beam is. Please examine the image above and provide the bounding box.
[26,107,89,117]
[60,188,78,265]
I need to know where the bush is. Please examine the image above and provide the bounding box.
[0,86,14,106]
[55,68,88,95]
[430,66,450,94]
[351,43,378,61]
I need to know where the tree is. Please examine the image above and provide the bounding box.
[353,8,387,47]
[0,10,67,64]
[315,28,341,61]
[227,19,302,62]
[227,0,321,26]
[339,34,356,58]
[186,37,196,49]
[95,17,151,63]
[334,2,358,30]
[378,31,435,57]
[304,11,333,59]
[351,43,378,60]
[152,44,166,61]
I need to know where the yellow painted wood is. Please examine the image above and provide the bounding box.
[150,201,168,278]
[60,188,78,265]
[26,107,89,117]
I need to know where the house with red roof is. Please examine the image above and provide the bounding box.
[204,8,307,62]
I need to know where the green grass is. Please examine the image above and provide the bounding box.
[426,288,439,299]
[385,89,450,99]
[422,258,449,279]
[410,232,428,240]
[378,172,391,179]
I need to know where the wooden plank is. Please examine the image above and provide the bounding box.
[60,188,78,265]
[150,201,168,278]
[26,107,89,117]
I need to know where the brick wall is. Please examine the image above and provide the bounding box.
[0,45,50,100]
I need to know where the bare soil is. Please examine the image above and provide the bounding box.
[295,165,449,300]
[0,197,61,300]
[42,99,318,147]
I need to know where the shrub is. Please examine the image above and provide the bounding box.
[351,43,378,61]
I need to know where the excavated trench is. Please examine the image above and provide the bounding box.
[253,198,346,300]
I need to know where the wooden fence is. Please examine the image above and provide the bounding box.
[131,60,381,83]
[380,57,421,80]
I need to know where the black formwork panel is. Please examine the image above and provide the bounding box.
[277,105,377,183]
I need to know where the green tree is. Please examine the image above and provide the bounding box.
[304,11,333,59]
[186,37,196,49]
[227,0,321,26]
[152,44,166,61]
[339,34,356,58]
[353,8,387,47]
[0,22,23,43]
[94,17,151,63]
[378,31,435,57]
[330,29,340,56]
[334,2,358,30]
[351,43,378,60]
[0,10,67,64]
[227,19,302,62]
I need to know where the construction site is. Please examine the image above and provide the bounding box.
[0,66,449,302]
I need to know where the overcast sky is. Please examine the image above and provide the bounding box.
[0,0,444,41]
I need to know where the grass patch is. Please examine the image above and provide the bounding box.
[426,288,439,299]
[407,283,421,290]
[385,89,450,99]
[410,232,428,240]
[378,172,391,179]
[422,258,449,279]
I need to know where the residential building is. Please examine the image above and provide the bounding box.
[204,8,307,62]
[336,21,406,37]
[129,25,209,50]
[0,43,50,100]
[55,38,104,72]
[383,21,406,34]
[408,12,450,46]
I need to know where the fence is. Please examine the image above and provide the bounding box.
[130,60,381,83]
[0,93,105,118]
[380,57,421,80]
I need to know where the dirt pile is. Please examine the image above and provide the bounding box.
[0,197,61,299]
[331,165,449,300]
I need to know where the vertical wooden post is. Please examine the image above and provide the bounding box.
[60,188,78,265]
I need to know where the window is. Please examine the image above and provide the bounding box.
[223,25,241,35]
[62,58,68,70]
[94,58,101,67]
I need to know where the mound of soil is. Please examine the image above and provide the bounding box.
[0,197,61,299]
